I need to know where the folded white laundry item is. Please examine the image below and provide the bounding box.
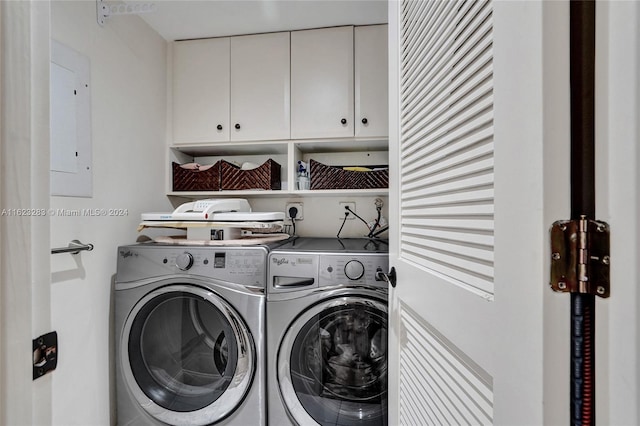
[179,162,219,171]
[179,162,200,170]
[241,162,260,170]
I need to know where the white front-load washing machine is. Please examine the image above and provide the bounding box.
[115,243,271,426]
[267,238,389,426]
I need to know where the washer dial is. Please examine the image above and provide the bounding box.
[344,260,365,280]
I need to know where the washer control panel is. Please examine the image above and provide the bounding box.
[318,254,388,288]
[268,251,388,293]
[116,245,269,287]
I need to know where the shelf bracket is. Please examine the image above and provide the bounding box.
[97,0,156,27]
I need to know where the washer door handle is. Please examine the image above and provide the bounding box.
[273,276,315,289]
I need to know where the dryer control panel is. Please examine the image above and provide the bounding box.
[116,244,269,287]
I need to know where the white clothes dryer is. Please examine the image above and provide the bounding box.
[115,243,272,426]
[266,238,389,426]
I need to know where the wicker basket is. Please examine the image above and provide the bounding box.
[172,161,221,191]
[309,159,389,190]
[220,159,281,190]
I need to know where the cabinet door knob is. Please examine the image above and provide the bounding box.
[235,123,241,130]
[217,124,223,131]
[341,118,347,125]
[361,118,368,124]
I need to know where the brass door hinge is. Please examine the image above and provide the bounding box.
[550,216,610,298]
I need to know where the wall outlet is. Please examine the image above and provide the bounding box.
[339,202,356,220]
[286,202,303,220]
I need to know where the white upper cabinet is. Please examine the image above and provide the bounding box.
[355,24,388,138]
[168,25,389,196]
[173,38,230,143]
[173,32,290,144]
[230,32,290,141]
[290,26,355,139]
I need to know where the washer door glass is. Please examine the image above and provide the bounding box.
[128,289,239,413]
[289,299,388,426]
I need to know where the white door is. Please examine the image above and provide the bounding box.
[388,1,569,424]
[388,1,640,425]
[230,32,290,141]
[596,1,640,424]
[290,26,354,139]
[0,1,52,424]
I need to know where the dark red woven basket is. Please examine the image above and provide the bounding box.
[220,159,281,190]
[172,161,221,191]
[309,159,389,190]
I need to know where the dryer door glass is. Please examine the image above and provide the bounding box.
[289,301,388,426]
[128,290,238,412]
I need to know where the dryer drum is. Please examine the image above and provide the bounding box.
[188,298,229,376]
[127,291,239,412]
[214,332,229,376]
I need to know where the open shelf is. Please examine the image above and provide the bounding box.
[167,138,389,198]
[167,188,388,199]
[171,141,289,157]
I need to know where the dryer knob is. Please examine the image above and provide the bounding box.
[176,252,194,271]
[344,260,365,280]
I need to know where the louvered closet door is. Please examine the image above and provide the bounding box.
[388,1,569,424]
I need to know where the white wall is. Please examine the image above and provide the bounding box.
[50,1,170,424]
[245,196,389,239]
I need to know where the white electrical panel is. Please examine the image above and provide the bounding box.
[50,40,92,197]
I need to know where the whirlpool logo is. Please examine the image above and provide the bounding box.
[119,250,137,259]
[272,257,289,266]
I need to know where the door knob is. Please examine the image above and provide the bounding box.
[217,124,223,131]
[376,266,397,288]
[340,118,347,125]
[362,118,368,124]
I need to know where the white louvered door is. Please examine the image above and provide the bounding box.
[388,1,569,424]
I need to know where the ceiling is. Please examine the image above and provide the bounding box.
[126,0,388,41]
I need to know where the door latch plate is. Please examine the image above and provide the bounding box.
[550,217,610,298]
[33,331,58,380]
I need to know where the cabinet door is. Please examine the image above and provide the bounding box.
[173,38,230,143]
[355,25,388,138]
[291,26,354,139]
[230,32,290,141]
